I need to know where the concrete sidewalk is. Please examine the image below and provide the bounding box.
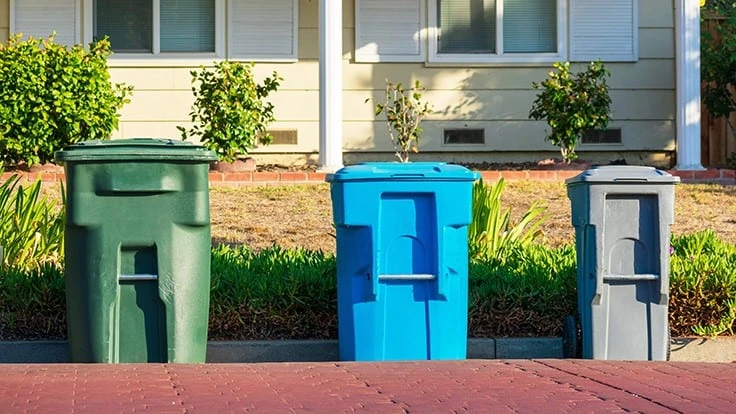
[1,360,735,412]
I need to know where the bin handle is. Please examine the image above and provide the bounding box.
[119,273,158,282]
[390,173,425,178]
[377,274,436,281]
[612,178,648,182]
[603,273,659,281]
[372,273,437,300]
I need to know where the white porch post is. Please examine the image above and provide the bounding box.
[318,0,344,172]
[675,0,705,170]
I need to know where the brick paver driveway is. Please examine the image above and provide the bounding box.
[1,360,735,412]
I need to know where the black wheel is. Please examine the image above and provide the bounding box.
[666,322,672,361]
[563,315,581,358]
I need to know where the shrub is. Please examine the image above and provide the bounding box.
[0,174,65,271]
[371,80,433,162]
[179,61,281,163]
[669,230,736,337]
[209,244,337,339]
[468,178,549,262]
[469,244,577,337]
[0,34,132,167]
[0,263,66,340]
[2,234,735,341]
[529,61,612,163]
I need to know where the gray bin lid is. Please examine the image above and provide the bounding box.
[326,162,479,182]
[55,138,217,162]
[565,166,680,185]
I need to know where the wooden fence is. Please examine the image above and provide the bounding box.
[701,16,736,167]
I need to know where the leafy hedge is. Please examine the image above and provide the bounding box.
[208,245,337,340]
[670,230,736,336]
[1,233,734,340]
[0,34,132,167]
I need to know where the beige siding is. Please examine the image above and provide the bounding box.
[344,119,675,152]
[0,0,8,43]
[640,0,674,28]
[4,0,677,164]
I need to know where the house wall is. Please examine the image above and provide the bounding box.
[1,0,676,166]
[0,1,7,44]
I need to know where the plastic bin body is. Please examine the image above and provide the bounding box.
[327,162,478,361]
[55,139,216,363]
[566,166,679,360]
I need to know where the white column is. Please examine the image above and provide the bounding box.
[675,0,705,170]
[318,0,344,172]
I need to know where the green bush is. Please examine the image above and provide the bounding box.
[0,34,132,167]
[209,244,337,339]
[179,61,281,163]
[1,234,735,340]
[529,61,612,163]
[669,230,736,337]
[468,178,549,263]
[0,263,66,340]
[469,244,577,337]
[0,174,65,271]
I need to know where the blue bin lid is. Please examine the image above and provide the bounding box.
[565,165,680,184]
[326,162,479,182]
[55,138,217,162]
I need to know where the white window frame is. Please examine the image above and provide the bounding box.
[10,0,82,44]
[82,0,225,60]
[227,0,299,62]
[427,0,567,65]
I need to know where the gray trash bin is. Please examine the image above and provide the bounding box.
[564,166,679,360]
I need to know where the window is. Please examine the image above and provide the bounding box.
[428,0,566,64]
[92,0,216,54]
[79,0,298,60]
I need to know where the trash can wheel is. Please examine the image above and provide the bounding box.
[563,315,581,359]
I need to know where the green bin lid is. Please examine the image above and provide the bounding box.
[565,165,680,184]
[326,162,479,182]
[54,138,218,162]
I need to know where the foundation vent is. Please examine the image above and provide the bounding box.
[582,128,622,144]
[269,129,298,145]
[443,128,485,145]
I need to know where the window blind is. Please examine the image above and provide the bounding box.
[14,0,78,45]
[95,0,153,52]
[160,0,215,52]
[570,0,637,61]
[229,0,296,59]
[355,0,425,62]
[503,0,556,53]
[438,0,496,53]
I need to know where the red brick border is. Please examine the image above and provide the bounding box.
[5,167,734,186]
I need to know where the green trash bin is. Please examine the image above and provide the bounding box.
[55,139,217,363]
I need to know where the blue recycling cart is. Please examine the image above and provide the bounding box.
[327,162,478,361]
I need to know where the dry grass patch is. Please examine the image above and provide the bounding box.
[211,182,736,253]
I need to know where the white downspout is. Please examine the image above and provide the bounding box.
[318,0,344,172]
[675,0,705,170]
